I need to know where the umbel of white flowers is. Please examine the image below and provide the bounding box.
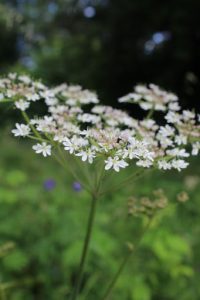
[0,73,200,172]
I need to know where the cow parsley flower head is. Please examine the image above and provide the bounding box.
[119,83,179,112]
[0,74,199,172]
[2,74,199,300]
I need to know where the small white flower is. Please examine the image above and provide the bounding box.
[63,138,76,154]
[63,136,87,154]
[192,142,200,156]
[135,85,149,94]
[140,102,153,110]
[165,111,181,124]
[105,156,128,172]
[166,148,189,158]
[136,160,153,168]
[15,99,30,111]
[122,146,139,160]
[171,159,189,171]
[18,75,31,84]
[0,93,4,101]
[8,73,17,80]
[92,105,106,114]
[77,113,100,124]
[66,98,77,106]
[40,90,55,99]
[168,102,180,111]
[158,136,174,148]
[175,135,187,145]
[158,160,172,170]
[12,123,31,137]
[36,116,55,133]
[6,90,16,98]
[183,110,195,121]
[158,125,175,137]
[118,92,141,103]
[26,93,40,101]
[140,119,157,130]
[32,142,51,157]
[76,149,96,163]
[54,134,66,143]
[45,97,58,106]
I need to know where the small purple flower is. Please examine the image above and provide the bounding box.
[73,181,82,192]
[43,179,56,191]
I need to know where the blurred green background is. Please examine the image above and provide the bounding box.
[0,1,200,299]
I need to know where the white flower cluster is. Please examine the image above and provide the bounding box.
[119,83,180,111]
[1,73,199,172]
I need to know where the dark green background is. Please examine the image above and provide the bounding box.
[1,0,200,109]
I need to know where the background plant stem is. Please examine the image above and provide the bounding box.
[101,217,153,300]
[70,191,99,300]
[0,285,6,300]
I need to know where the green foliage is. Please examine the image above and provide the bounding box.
[3,250,29,272]
[1,0,200,109]
[0,131,200,299]
[0,3,22,70]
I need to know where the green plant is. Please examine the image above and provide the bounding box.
[0,73,200,299]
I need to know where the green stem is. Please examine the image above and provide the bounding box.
[52,151,91,193]
[145,106,155,120]
[70,191,99,300]
[0,285,6,300]
[21,111,41,139]
[101,218,153,300]
[95,160,105,192]
[0,99,13,103]
[101,251,133,300]
[74,156,93,190]
[28,135,49,143]
[101,169,145,196]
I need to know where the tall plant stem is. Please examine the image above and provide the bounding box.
[101,218,153,300]
[71,191,99,300]
[0,285,6,300]
[101,250,133,300]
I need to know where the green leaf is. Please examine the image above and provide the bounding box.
[131,276,151,300]
[5,170,27,187]
[3,250,28,271]
[0,187,18,203]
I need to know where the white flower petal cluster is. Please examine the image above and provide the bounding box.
[0,93,4,101]
[15,99,30,111]
[0,74,199,171]
[12,123,30,137]
[76,149,96,164]
[119,83,179,112]
[0,73,46,102]
[32,142,52,157]
[105,157,128,172]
